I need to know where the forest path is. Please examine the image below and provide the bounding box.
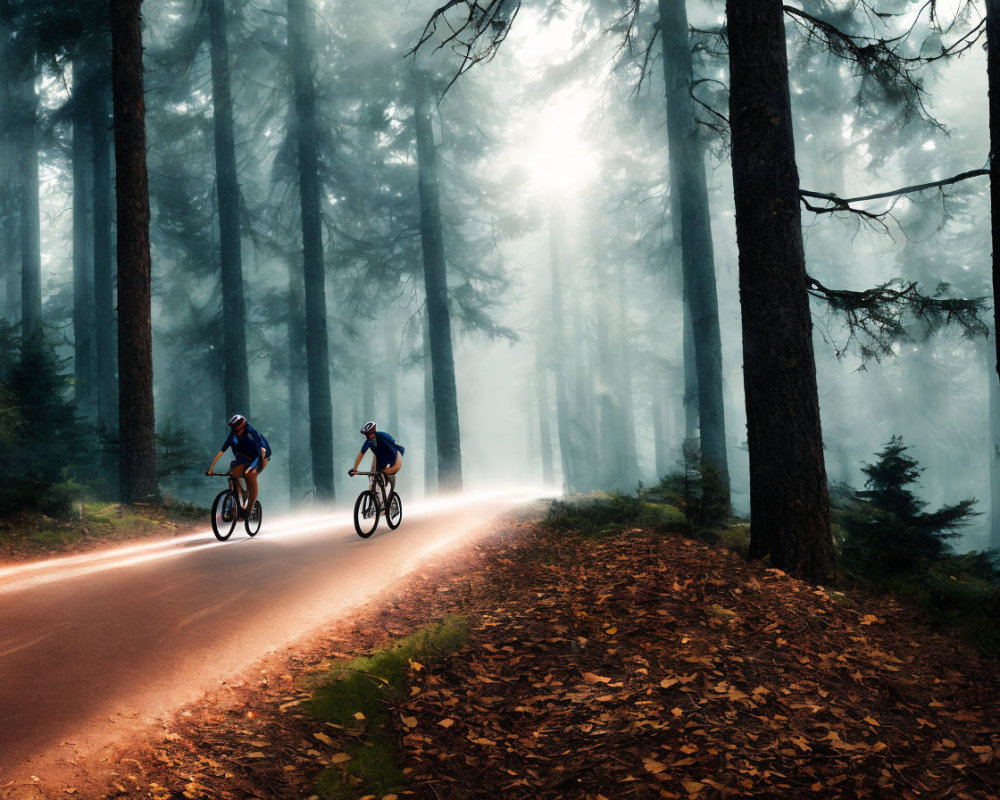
[0,488,543,792]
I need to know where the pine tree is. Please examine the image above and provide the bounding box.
[839,436,978,576]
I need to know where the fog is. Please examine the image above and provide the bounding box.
[2,0,995,551]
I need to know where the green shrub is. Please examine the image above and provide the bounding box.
[0,335,88,516]
[543,493,686,538]
[640,441,729,527]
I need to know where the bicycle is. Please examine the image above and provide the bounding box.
[350,470,402,538]
[206,470,262,541]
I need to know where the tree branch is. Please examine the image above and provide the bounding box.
[800,167,989,215]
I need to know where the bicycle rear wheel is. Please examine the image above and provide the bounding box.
[386,492,402,529]
[245,500,262,537]
[354,490,380,538]
[211,490,238,541]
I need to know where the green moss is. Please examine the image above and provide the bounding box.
[308,617,469,800]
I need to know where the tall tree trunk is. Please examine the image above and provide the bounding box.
[0,22,17,323]
[660,0,730,513]
[414,70,462,491]
[988,0,1000,388]
[362,333,375,419]
[14,51,41,341]
[535,319,554,487]
[548,210,575,492]
[681,296,698,442]
[288,255,310,503]
[92,75,117,436]
[651,371,670,479]
[387,337,399,434]
[72,67,95,417]
[288,0,334,500]
[111,0,157,504]
[727,0,834,583]
[207,0,250,417]
[616,259,640,490]
[596,289,619,488]
[569,278,596,489]
[423,316,437,495]
[1,221,15,322]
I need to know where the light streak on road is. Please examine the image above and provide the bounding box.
[0,486,552,598]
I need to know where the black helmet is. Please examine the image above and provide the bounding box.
[227,414,247,431]
[361,420,376,436]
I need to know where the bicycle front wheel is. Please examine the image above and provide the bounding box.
[354,490,380,538]
[386,492,402,529]
[211,490,238,541]
[245,500,262,537]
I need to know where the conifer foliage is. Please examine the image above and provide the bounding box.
[838,436,978,577]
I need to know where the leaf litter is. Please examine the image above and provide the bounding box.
[90,515,998,800]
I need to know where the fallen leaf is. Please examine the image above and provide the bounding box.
[400,715,418,728]
[313,732,336,747]
[643,758,668,775]
[438,718,455,728]
[583,672,611,684]
[330,752,352,764]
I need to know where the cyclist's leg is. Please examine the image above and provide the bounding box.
[383,452,402,492]
[231,462,249,511]
[245,465,260,513]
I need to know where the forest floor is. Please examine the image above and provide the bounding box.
[20,503,987,800]
[0,500,205,564]
[23,504,1000,800]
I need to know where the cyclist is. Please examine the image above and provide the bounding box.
[206,414,271,519]
[349,421,404,493]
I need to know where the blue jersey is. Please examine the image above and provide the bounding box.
[361,431,404,470]
[221,423,270,469]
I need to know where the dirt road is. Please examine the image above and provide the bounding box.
[0,490,539,792]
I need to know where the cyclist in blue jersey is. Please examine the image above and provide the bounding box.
[206,414,271,518]
[349,421,405,492]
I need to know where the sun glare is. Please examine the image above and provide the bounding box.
[523,90,599,199]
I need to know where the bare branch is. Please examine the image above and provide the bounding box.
[407,0,521,97]
[800,167,989,216]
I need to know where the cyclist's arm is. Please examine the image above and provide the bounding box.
[207,451,224,474]
[351,450,366,472]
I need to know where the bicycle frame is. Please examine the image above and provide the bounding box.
[352,470,390,508]
[207,471,248,506]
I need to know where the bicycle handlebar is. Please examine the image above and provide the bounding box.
[350,470,383,477]
[206,471,233,477]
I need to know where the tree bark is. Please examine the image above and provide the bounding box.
[14,50,41,341]
[660,0,730,513]
[535,318,554,487]
[548,209,575,492]
[414,70,462,491]
[423,315,438,495]
[988,0,1000,388]
[111,0,157,504]
[207,0,250,418]
[727,0,834,583]
[616,258,640,491]
[288,0,335,500]
[72,63,95,417]
[91,74,118,436]
[287,254,310,503]
[0,20,17,323]
[651,372,670,479]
